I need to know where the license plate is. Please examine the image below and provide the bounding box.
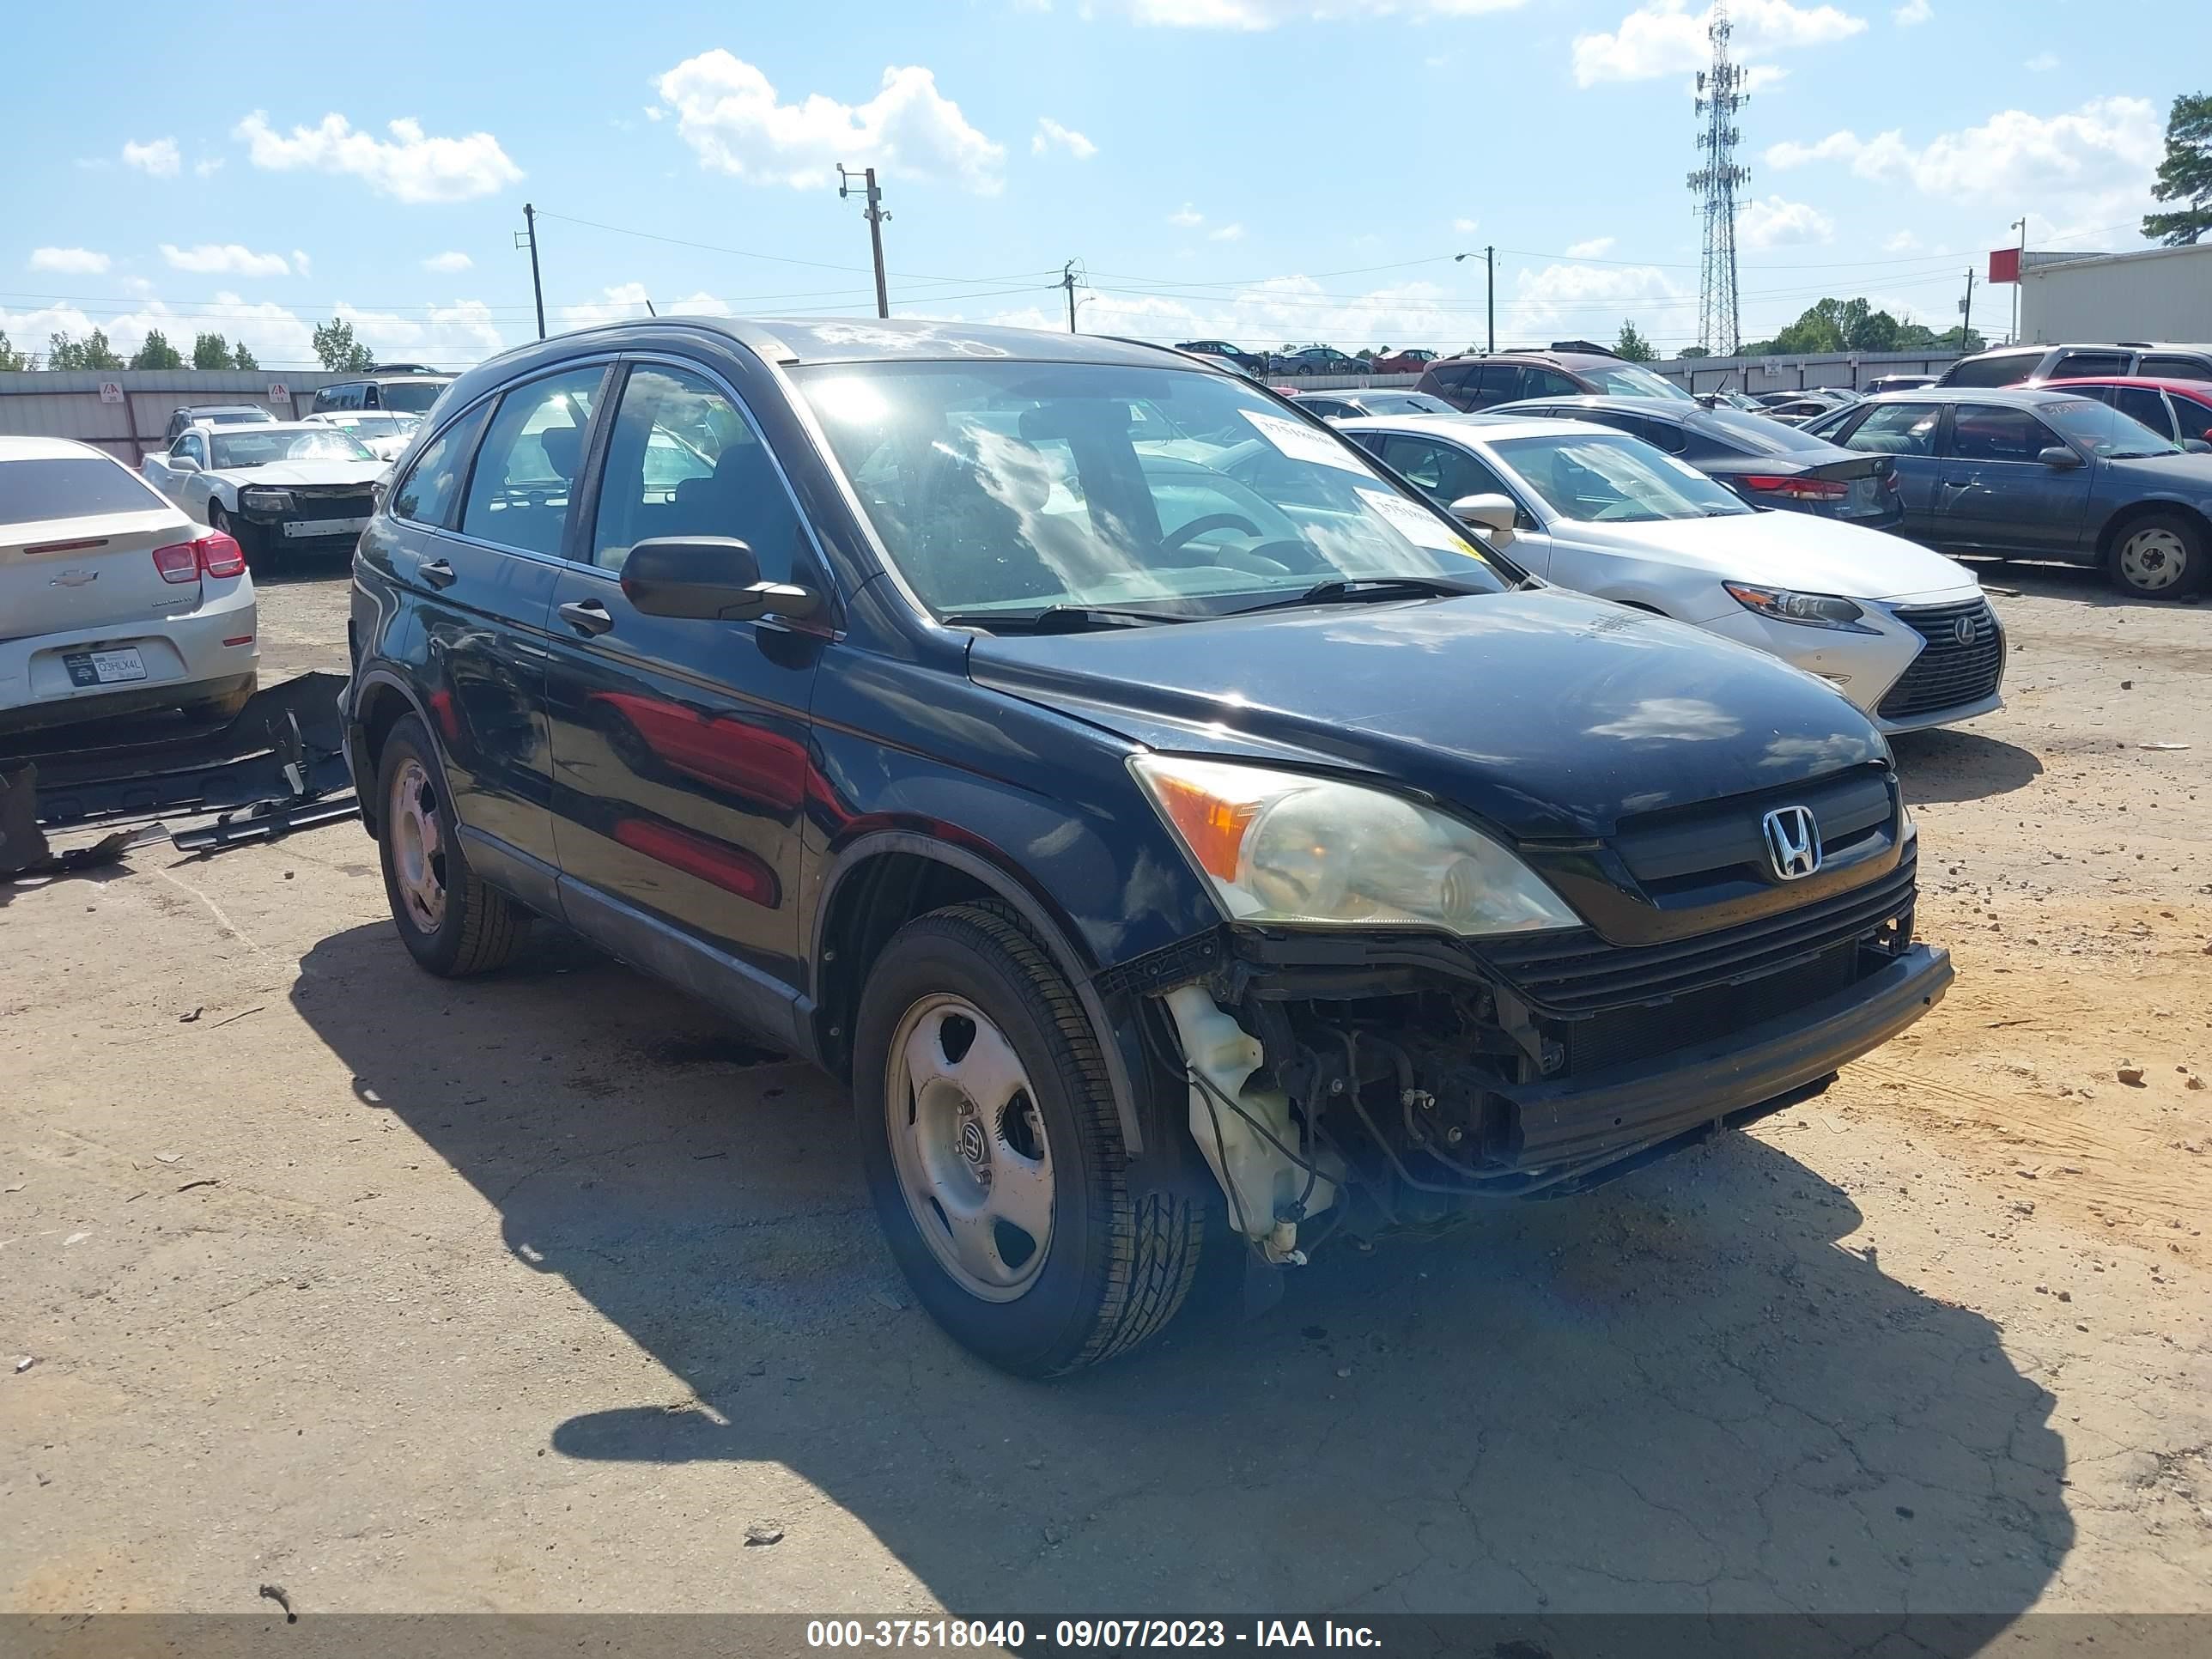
[64,647,148,687]
[282,517,370,538]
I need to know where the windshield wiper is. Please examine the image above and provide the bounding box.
[939,604,1200,634]
[1224,574,1488,617]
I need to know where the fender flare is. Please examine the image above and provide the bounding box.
[812,829,1157,1157]
[343,667,437,831]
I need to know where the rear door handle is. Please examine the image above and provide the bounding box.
[558,598,615,637]
[419,557,457,589]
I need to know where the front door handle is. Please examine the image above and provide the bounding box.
[419,557,457,589]
[558,598,615,637]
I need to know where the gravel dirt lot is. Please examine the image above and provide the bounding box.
[3,557,2209,1620]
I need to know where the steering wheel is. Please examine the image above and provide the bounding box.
[1160,513,1261,554]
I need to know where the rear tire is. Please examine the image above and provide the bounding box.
[854,901,1203,1376]
[2106,510,2204,599]
[374,714,523,976]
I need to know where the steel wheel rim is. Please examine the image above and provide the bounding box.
[2119,527,2186,591]
[388,757,447,933]
[884,994,1054,1303]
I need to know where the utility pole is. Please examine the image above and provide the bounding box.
[1061,260,1082,333]
[838,166,890,319]
[516,203,545,340]
[1960,267,1976,347]
[2010,216,2027,344]
[1453,246,1496,353]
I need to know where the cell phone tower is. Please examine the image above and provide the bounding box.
[1688,1,1749,356]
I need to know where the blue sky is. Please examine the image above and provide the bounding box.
[5,0,2205,368]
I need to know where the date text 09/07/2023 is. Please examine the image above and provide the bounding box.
[802,1620,1385,1650]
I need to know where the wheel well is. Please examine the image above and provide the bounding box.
[815,851,996,1079]
[353,684,415,832]
[2099,500,2211,560]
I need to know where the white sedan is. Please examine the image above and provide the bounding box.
[1,437,257,732]
[1340,413,2003,733]
[141,421,386,564]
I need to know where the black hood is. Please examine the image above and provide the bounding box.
[966,590,1887,842]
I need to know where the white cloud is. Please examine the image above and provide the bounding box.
[122,137,181,177]
[1884,229,1921,251]
[2025,50,2057,71]
[1170,203,1206,227]
[1763,98,2162,215]
[1120,0,1528,27]
[558,283,657,330]
[1509,260,1686,335]
[338,297,509,366]
[1453,216,1480,234]
[668,291,735,316]
[654,52,1005,193]
[1571,0,1865,87]
[29,247,111,275]
[1565,236,1617,258]
[235,112,523,203]
[292,250,313,277]
[1032,117,1098,159]
[1893,0,1930,23]
[195,157,226,178]
[423,251,474,273]
[1208,222,1247,241]
[1736,194,1836,248]
[161,243,293,277]
[1742,64,1790,91]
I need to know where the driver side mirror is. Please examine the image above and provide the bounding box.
[622,537,820,623]
[2182,437,2212,455]
[2037,445,2084,469]
[173,454,200,472]
[1448,493,1520,544]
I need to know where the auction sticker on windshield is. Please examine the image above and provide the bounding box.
[1356,487,1481,556]
[1240,409,1370,472]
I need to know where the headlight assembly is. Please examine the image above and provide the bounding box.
[1130,755,1577,936]
[1723,580,1875,633]
[240,487,295,513]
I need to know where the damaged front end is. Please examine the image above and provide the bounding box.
[1119,757,1952,1263]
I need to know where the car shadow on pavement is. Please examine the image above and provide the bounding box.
[1891,729,2044,805]
[293,921,2073,1620]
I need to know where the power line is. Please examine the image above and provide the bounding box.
[532,207,1057,287]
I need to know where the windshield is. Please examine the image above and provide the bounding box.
[798,361,1510,619]
[377,380,449,414]
[2041,398,2181,459]
[211,428,375,468]
[1582,363,1694,402]
[1492,432,1753,522]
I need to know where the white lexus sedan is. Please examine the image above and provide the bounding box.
[1,437,257,732]
[1338,412,2004,733]
[141,421,386,565]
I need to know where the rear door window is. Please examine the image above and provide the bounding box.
[2169,392,2212,442]
[459,367,606,556]
[1522,368,1581,398]
[2112,386,2175,439]
[2138,354,2212,383]
[2048,350,2130,380]
[1474,363,1525,403]
[1943,353,2039,388]
[1948,405,2052,463]
[391,403,492,529]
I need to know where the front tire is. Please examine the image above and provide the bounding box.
[207,503,264,572]
[2106,511,2204,599]
[854,902,1202,1376]
[374,714,523,976]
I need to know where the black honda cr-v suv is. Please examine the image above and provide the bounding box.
[343,318,1951,1376]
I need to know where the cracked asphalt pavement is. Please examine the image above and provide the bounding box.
[3,559,2208,1618]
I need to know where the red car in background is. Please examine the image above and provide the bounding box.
[2039,377,2212,449]
[1369,347,1440,375]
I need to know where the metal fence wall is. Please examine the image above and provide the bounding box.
[0,369,354,464]
[1263,349,1960,394]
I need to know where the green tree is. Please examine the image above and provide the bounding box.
[2142,92,2212,246]
[191,331,233,369]
[0,330,26,372]
[313,316,374,372]
[1613,320,1656,363]
[1678,344,1711,359]
[130,330,185,370]
[232,341,259,371]
[47,329,124,370]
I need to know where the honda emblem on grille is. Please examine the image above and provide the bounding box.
[1761,805,1822,880]
[1952,615,1978,646]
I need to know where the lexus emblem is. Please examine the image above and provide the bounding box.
[1761,805,1822,881]
[1952,615,1977,646]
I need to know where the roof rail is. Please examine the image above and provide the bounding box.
[365,362,445,375]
